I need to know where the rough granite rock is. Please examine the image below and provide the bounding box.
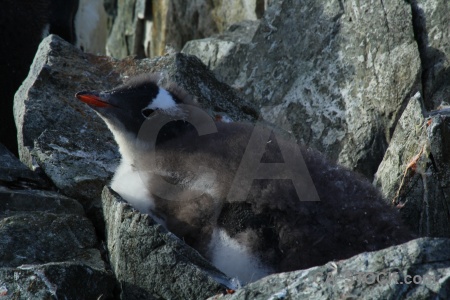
[0,211,97,268]
[374,93,426,203]
[183,0,422,180]
[374,94,450,238]
[106,0,265,59]
[413,0,450,109]
[104,0,118,33]
[211,0,264,32]
[106,0,144,58]
[0,144,51,190]
[14,34,256,217]
[102,186,234,299]
[13,35,120,214]
[148,0,219,58]
[0,144,117,299]
[0,264,116,300]
[210,238,450,300]
[182,20,260,84]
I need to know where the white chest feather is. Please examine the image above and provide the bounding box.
[111,160,154,214]
[208,229,272,284]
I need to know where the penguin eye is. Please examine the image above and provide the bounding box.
[141,108,155,118]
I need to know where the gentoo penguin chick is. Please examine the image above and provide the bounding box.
[76,75,414,284]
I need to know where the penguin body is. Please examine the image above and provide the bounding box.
[1,0,52,154]
[1,0,106,155]
[76,75,414,284]
[74,0,107,54]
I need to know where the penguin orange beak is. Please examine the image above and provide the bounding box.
[75,91,111,108]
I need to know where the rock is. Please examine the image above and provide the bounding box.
[106,0,266,59]
[211,0,264,32]
[106,0,143,58]
[14,35,256,209]
[0,144,51,190]
[374,94,450,238]
[13,34,121,215]
[0,263,117,299]
[374,93,426,202]
[412,0,450,109]
[148,0,219,58]
[183,0,422,180]
[102,186,235,299]
[104,0,118,34]
[30,129,118,204]
[210,237,450,300]
[0,188,84,218]
[0,144,117,299]
[182,20,260,84]
[0,211,97,268]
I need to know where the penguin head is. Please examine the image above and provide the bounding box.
[76,74,195,159]
[76,75,190,135]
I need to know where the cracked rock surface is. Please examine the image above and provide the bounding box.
[210,238,450,300]
[106,0,264,58]
[0,145,117,299]
[375,95,450,238]
[102,187,233,299]
[183,0,422,180]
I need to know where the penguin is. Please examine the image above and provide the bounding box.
[1,0,51,155]
[75,74,415,284]
[74,0,108,54]
[0,0,105,155]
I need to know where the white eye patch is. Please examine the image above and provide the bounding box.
[146,88,177,111]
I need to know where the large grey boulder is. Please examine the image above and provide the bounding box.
[0,145,117,299]
[102,186,235,299]
[0,209,96,268]
[210,0,264,32]
[183,0,422,179]
[182,20,260,85]
[375,99,450,238]
[374,93,426,203]
[14,34,121,214]
[14,34,256,217]
[372,0,450,238]
[211,238,450,300]
[0,264,116,300]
